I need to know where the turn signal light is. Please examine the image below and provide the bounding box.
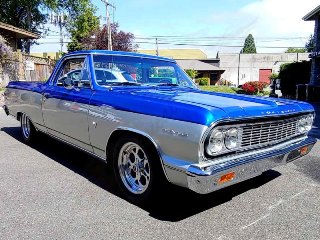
[218,172,235,184]
[299,146,308,155]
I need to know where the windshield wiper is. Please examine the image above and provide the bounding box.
[108,82,141,86]
[156,83,179,87]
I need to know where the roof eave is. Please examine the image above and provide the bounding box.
[0,22,39,39]
[303,5,320,21]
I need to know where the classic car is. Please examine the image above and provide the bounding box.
[3,50,316,204]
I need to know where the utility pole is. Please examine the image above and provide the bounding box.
[237,53,241,87]
[156,38,159,56]
[51,13,65,53]
[101,0,115,50]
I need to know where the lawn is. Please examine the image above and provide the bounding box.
[199,85,239,94]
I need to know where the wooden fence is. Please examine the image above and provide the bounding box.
[0,52,55,87]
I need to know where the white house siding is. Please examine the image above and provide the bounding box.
[219,53,310,86]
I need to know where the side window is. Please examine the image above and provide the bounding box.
[56,57,90,88]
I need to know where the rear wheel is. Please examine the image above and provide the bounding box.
[20,113,36,143]
[112,136,165,205]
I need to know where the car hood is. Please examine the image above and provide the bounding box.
[91,87,314,126]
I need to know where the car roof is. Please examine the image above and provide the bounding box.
[64,50,176,63]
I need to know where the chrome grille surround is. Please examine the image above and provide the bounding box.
[203,113,314,159]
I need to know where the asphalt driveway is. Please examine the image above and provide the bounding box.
[0,109,320,240]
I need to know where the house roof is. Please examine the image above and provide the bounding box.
[0,22,39,39]
[176,59,224,72]
[137,49,207,59]
[303,5,320,21]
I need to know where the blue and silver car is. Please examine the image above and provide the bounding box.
[3,50,316,204]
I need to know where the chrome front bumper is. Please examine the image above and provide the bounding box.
[187,137,316,194]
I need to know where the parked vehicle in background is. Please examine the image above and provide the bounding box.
[3,50,316,204]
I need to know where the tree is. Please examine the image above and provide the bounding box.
[0,0,48,52]
[241,34,257,54]
[67,2,99,52]
[305,34,314,53]
[285,47,306,53]
[0,0,99,53]
[81,23,138,52]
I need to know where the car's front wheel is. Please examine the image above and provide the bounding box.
[112,136,164,204]
[20,113,37,143]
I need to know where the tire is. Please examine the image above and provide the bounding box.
[20,113,37,143]
[112,136,165,205]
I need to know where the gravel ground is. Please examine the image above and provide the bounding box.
[0,106,320,239]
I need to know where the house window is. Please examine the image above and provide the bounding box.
[210,73,218,81]
[197,72,204,78]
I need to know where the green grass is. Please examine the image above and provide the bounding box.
[199,85,239,94]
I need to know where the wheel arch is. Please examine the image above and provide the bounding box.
[106,128,170,182]
[16,112,22,121]
[16,112,37,130]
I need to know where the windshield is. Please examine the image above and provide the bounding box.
[92,55,197,88]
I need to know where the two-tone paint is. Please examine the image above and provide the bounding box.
[3,50,316,193]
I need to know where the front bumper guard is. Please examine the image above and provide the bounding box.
[187,137,316,194]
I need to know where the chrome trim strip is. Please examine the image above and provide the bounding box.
[90,52,176,63]
[37,128,106,161]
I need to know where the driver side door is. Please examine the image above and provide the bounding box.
[42,56,93,152]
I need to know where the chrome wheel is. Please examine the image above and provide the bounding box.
[118,142,151,194]
[21,114,31,139]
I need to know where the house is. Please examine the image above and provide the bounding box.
[303,5,320,101]
[0,22,39,51]
[138,49,224,84]
[176,59,224,85]
[218,53,310,86]
[138,49,207,59]
[31,52,62,60]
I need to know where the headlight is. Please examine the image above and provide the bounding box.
[298,115,314,133]
[206,129,224,155]
[305,115,314,131]
[225,128,239,149]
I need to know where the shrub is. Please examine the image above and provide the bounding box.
[278,61,311,97]
[242,81,269,95]
[195,77,209,86]
[185,69,198,79]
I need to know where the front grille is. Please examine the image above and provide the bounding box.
[241,116,301,148]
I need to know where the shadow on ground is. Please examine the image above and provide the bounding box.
[1,126,281,222]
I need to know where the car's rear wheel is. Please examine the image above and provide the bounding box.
[112,136,164,205]
[20,113,36,143]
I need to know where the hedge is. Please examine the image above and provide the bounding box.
[278,61,311,97]
[195,77,209,86]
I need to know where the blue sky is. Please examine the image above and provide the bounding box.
[31,0,319,57]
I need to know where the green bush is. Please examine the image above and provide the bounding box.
[278,61,311,97]
[195,77,209,86]
[185,69,198,79]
